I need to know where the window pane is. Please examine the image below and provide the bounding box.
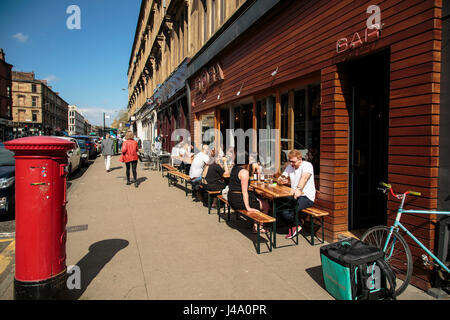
[307,84,321,176]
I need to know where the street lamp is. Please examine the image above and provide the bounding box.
[103,112,110,137]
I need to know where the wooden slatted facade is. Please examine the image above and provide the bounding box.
[187,0,444,291]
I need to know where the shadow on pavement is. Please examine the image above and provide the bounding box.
[68,159,94,181]
[67,239,129,300]
[109,166,123,172]
[135,177,147,187]
[223,216,274,254]
[305,265,326,290]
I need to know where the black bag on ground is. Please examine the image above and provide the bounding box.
[320,237,396,300]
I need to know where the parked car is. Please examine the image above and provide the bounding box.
[0,143,15,216]
[71,135,97,159]
[93,138,102,154]
[77,139,89,167]
[55,137,81,175]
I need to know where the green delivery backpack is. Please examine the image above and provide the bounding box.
[320,238,396,300]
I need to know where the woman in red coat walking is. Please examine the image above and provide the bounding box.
[122,131,139,187]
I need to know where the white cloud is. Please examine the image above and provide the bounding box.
[43,75,59,83]
[12,32,28,43]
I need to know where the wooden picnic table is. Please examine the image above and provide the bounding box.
[250,181,297,248]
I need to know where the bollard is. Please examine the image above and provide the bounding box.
[5,136,74,300]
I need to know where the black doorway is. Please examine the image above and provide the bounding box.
[343,50,390,230]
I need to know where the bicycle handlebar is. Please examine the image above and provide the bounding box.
[378,181,421,198]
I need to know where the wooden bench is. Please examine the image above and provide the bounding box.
[301,207,329,246]
[237,209,276,254]
[167,170,193,197]
[199,185,221,215]
[161,163,178,177]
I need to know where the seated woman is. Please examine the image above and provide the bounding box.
[179,142,193,175]
[227,159,270,233]
[202,149,230,192]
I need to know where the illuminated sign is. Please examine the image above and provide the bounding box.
[336,5,382,54]
[195,63,224,95]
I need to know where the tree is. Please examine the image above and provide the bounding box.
[111,109,128,129]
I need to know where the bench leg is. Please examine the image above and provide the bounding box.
[257,223,260,254]
[321,216,325,244]
[185,180,188,197]
[269,225,273,252]
[208,193,211,215]
[228,205,231,222]
[218,200,221,222]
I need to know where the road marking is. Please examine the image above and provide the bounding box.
[0,238,14,243]
[0,240,15,274]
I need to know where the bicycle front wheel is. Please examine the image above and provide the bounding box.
[361,226,413,297]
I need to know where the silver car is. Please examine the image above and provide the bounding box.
[54,137,81,175]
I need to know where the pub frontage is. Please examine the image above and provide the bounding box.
[185,0,447,291]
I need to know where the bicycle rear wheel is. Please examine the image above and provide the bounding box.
[361,226,413,297]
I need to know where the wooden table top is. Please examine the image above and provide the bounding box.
[250,181,294,199]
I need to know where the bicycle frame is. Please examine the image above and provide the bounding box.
[383,191,450,274]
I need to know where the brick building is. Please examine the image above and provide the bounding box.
[0,49,13,141]
[12,71,68,136]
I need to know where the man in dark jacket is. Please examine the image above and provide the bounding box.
[101,134,115,172]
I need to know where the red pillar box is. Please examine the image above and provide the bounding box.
[4,136,75,299]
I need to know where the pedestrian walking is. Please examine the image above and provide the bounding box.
[118,135,123,153]
[101,133,115,172]
[121,131,139,187]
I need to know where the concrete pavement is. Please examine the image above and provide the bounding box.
[0,155,441,300]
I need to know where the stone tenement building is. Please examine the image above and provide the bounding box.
[12,71,68,136]
[68,104,86,136]
[127,0,247,149]
[0,49,13,141]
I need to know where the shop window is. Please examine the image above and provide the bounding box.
[280,93,289,157]
[32,111,38,122]
[256,96,276,171]
[220,107,230,150]
[292,84,321,178]
[220,0,225,24]
[200,111,215,145]
[211,0,216,34]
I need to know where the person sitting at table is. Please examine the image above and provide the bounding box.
[277,149,316,239]
[171,140,183,167]
[249,152,263,180]
[154,136,162,154]
[179,142,193,175]
[200,149,230,208]
[189,144,210,201]
[202,149,230,191]
[228,156,270,233]
[224,147,235,168]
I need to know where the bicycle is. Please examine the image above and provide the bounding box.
[360,182,450,297]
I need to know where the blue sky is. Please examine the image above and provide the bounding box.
[0,0,141,126]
